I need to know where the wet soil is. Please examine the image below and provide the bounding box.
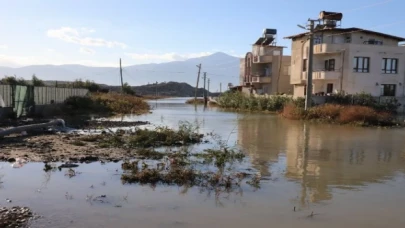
[0,133,132,163]
[0,118,149,129]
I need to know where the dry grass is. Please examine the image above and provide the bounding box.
[91,92,150,114]
[141,95,170,100]
[185,98,206,105]
[281,103,397,126]
[280,103,305,120]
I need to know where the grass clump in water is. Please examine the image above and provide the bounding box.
[99,135,125,148]
[121,161,259,191]
[185,98,205,105]
[128,121,203,147]
[136,148,165,160]
[195,148,245,168]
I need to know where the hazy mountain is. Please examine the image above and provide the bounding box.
[0,52,239,92]
[108,81,219,97]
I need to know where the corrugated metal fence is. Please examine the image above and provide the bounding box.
[0,85,88,107]
[0,85,13,107]
[34,87,88,105]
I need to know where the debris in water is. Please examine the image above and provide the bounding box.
[0,206,37,228]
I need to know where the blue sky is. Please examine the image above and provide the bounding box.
[0,0,404,67]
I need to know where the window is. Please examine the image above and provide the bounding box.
[381,58,398,74]
[381,84,396,96]
[314,36,322,44]
[326,83,334,93]
[353,57,370,73]
[303,59,307,71]
[345,36,351,43]
[324,59,335,71]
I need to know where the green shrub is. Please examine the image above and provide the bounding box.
[217,92,293,112]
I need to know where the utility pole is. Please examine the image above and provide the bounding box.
[120,58,124,94]
[220,83,222,94]
[203,72,207,106]
[207,78,210,95]
[305,19,316,111]
[194,64,202,101]
[155,81,158,99]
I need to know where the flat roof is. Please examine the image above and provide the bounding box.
[284,27,405,41]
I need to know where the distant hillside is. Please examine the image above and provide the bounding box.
[0,52,239,92]
[107,81,218,97]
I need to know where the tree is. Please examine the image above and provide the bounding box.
[0,75,27,85]
[122,82,136,95]
[71,79,101,92]
[32,74,45,86]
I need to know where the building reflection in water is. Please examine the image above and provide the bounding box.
[237,114,405,207]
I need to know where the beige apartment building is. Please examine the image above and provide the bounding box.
[239,29,293,95]
[285,11,405,98]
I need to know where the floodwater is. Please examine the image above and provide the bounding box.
[1,97,405,228]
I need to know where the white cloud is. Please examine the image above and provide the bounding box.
[125,52,213,63]
[0,45,8,49]
[0,54,116,67]
[79,47,95,55]
[47,27,127,49]
[46,48,55,52]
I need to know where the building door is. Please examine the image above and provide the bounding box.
[326,83,333,94]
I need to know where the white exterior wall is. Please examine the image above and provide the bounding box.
[289,30,405,98]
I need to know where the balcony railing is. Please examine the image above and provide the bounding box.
[313,43,344,54]
[251,76,271,83]
[253,55,274,63]
[302,70,340,80]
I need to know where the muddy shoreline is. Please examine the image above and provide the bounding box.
[0,119,206,163]
[0,133,139,163]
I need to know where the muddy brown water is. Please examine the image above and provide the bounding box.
[1,97,405,228]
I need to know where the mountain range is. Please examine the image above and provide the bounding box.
[0,52,240,92]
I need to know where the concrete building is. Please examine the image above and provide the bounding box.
[285,11,405,98]
[240,29,292,95]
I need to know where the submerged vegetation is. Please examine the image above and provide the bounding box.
[120,138,258,190]
[66,121,261,190]
[95,121,203,149]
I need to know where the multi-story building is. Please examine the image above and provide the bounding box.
[285,11,405,98]
[240,29,292,95]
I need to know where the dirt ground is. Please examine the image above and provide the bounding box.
[0,133,134,163]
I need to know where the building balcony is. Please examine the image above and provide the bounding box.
[252,76,271,83]
[253,55,274,63]
[313,43,344,54]
[302,70,340,80]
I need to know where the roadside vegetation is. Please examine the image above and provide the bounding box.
[217,91,401,126]
[63,93,150,115]
[217,91,295,112]
[0,75,150,115]
[185,98,206,105]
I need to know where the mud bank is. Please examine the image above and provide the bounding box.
[0,121,203,163]
[0,134,135,163]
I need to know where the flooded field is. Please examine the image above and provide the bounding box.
[1,97,405,228]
